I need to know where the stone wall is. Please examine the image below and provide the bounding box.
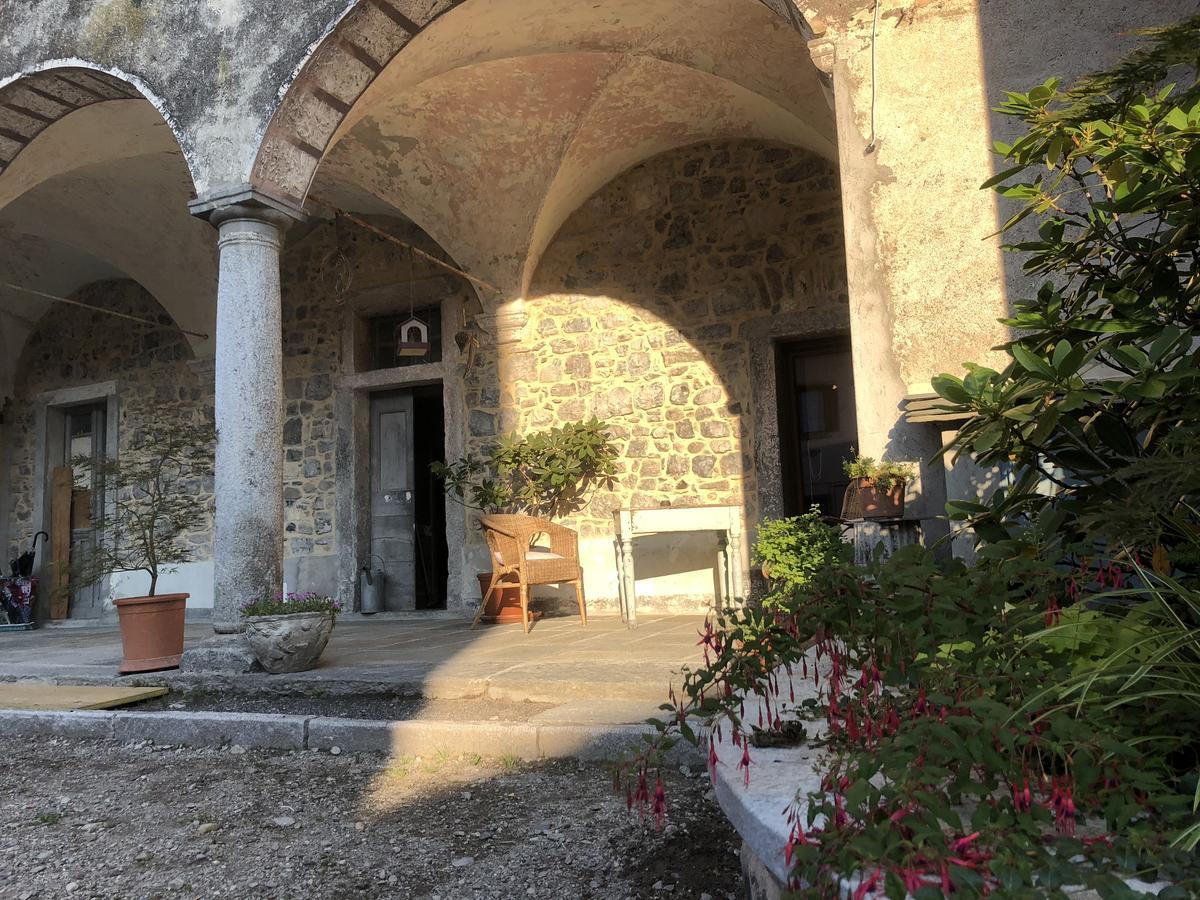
[277,216,476,579]
[3,223,468,606]
[5,280,212,561]
[467,139,851,608]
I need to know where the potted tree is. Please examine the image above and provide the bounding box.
[71,417,216,673]
[842,454,915,520]
[239,590,341,674]
[432,418,618,622]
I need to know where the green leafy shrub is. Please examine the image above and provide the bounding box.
[752,509,850,600]
[432,417,618,519]
[932,16,1200,558]
[627,546,1200,896]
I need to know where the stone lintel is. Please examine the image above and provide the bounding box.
[185,356,216,378]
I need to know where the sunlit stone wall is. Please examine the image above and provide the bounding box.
[468,140,851,610]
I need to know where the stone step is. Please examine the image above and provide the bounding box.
[0,707,697,763]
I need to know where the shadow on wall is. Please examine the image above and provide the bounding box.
[875,2,1183,541]
[977,0,1189,314]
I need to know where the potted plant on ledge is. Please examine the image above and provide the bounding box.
[71,417,216,674]
[432,418,618,623]
[841,454,915,520]
[240,590,341,674]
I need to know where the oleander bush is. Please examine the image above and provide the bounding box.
[433,417,618,519]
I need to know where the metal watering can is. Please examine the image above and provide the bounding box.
[359,555,386,615]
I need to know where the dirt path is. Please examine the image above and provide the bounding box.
[0,737,741,899]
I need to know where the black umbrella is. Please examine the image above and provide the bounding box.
[10,531,48,578]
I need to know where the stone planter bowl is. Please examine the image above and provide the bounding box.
[244,611,335,674]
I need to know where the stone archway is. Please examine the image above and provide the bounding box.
[0,64,219,612]
[0,66,186,179]
[0,64,217,402]
[239,0,849,615]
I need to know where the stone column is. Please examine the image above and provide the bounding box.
[807,11,1017,542]
[209,204,292,633]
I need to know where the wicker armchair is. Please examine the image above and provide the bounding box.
[474,514,587,633]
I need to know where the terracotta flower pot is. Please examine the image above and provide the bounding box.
[114,593,188,674]
[244,611,335,674]
[856,477,906,520]
[475,572,540,625]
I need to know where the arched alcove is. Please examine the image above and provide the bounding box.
[0,64,218,617]
[252,0,835,298]
[509,138,852,608]
[0,65,217,400]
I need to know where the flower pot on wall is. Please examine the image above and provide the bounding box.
[114,593,188,674]
[856,478,906,520]
[244,611,335,674]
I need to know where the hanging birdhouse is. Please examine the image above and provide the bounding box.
[394,315,431,357]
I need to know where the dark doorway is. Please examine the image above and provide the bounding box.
[776,338,858,517]
[368,384,447,611]
[412,384,447,609]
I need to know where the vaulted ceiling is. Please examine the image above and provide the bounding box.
[305,0,834,297]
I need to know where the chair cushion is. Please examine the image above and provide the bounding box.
[526,548,564,561]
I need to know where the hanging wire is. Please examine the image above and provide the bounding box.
[408,241,416,320]
[0,281,210,340]
[306,193,501,296]
[865,0,881,155]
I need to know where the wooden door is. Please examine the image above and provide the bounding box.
[64,403,106,618]
[369,391,416,610]
[48,468,72,619]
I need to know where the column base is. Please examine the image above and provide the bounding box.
[179,635,262,674]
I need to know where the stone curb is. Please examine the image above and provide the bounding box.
[112,710,308,750]
[0,671,669,704]
[0,709,700,762]
[0,709,115,741]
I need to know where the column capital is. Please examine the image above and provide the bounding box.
[188,184,307,227]
[476,299,530,346]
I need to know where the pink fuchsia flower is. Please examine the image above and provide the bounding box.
[652,776,667,829]
[852,868,881,900]
[737,737,753,787]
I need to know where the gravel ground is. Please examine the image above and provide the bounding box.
[0,737,742,899]
[131,690,556,722]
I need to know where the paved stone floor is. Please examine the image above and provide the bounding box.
[0,614,707,706]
